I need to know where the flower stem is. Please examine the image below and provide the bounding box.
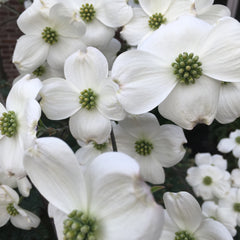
[110,127,118,152]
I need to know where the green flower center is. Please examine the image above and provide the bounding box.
[79,3,96,22]
[0,111,18,137]
[32,65,45,77]
[203,176,212,186]
[148,13,166,30]
[63,210,99,240]
[79,88,97,110]
[172,52,202,85]
[233,203,240,212]
[235,136,240,144]
[42,26,58,45]
[93,142,108,151]
[7,203,19,216]
[134,0,139,3]
[175,230,195,240]
[135,139,153,156]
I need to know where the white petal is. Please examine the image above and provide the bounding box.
[217,138,235,153]
[138,156,165,184]
[24,137,87,214]
[139,16,211,65]
[17,177,32,197]
[82,19,115,47]
[6,75,42,114]
[199,17,240,82]
[49,3,86,37]
[69,109,111,144]
[197,5,230,24]
[96,0,133,27]
[216,82,240,124]
[195,218,233,240]
[64,47,108,90]
[0,206,10,227]
[47,36,85,70]
[112,50,177,114]
[153,124,187,168]
[11,208,40,230]
[164,191,202,232]
[0,185,19,203]
[194,0,214,13]
[139,0,172,15]
[13,35,49,73]
[97,81,125,121]
[233,146,240,158]
[120,8,150,46]
[186,167,203,186]
[158,76,220,130]
[40,78,80,120]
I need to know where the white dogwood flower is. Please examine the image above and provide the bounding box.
[0,185,40,230]
[217,129,240,158]
[121,0,193,46]
[13,3,86,73]
[24,137,164,240]
[114,113,187,184]
[112,16,240,129]
[40,47,125,143]
[159,191,233,240]
[0,75,42,178]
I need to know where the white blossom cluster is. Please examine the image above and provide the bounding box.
[0,0,240,239]
[186,143,240,237]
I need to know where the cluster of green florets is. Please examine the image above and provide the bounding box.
[63,210,98,240]
[7,203,19,216]
[79,88,97,110]
[233,203,240,212]
[42,26,58,45]
[175,230,195,240]
[172,52,202,85]
[202,176,212,186]
[0,111,18,137]
[93,141,107,151]
[135,139,154,156]
[79,3,96,22]
[32,65,45,77]
[148,13,166,30]
[235,136,240,144]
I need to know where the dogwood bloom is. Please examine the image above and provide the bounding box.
[160,191,233,240]
[114,113,187,184]
[24,137,164,240]
[218,188,240,227]
[192,0,230,24]
[13,3,86,73]
[121,0,193,46]
[0,75,42,177]
[216,82,240,124]
[202,201,237,236]
[40,47,125,143]
[217,129,240,158]
[186,163,231,200]
[57,0,133,47]
[112,16,240,129]
[0,185,40,230]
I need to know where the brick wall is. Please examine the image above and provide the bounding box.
[0,0,24,82]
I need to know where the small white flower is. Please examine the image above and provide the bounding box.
[217,129,240,158]
[0,185,40,230]
[0,75,42,177]
[121,0,193,46]
[160,191,233,240]
[13,3,86,73]
[114,113,187,184]
[186,154,231,200]
[218,188,240,227]
[202,201,237,236]
[40,47,125,144]
[24,137,164,240]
